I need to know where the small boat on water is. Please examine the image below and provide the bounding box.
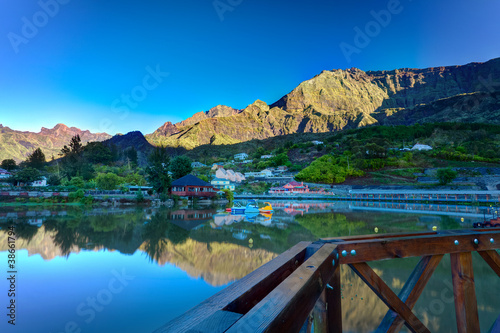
[230,201,246,214]
[259,202,273,214]
[245,200,260,214]
[230,200,261,214]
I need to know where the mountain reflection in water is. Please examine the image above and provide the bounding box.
[1,202,499,332]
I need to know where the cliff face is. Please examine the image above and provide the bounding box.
[0,123,111,162]
[147,58,500,149]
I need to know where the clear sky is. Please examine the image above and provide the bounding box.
[1,0,499,135]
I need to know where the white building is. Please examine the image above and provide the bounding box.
[311,141,324,145]
[234,153,249,160]
[216,168,246,183]
[260,154,274,159]
[244,169,273,178]
[31,176,48,187]
[211,178,235,191]
[411,143,432,151]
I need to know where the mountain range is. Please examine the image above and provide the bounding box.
[0,123,111,163]
[2,58,499,162]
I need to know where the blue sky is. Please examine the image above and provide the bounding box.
[1,0,499,135]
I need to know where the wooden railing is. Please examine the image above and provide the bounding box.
[154,229,500,333]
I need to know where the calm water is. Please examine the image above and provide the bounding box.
[0,201,498,333]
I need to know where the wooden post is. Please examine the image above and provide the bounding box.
[450,252,480,333]
[313,291,327,333]
[325,265,342,333]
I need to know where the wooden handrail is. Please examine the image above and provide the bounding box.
[155,228,500,333]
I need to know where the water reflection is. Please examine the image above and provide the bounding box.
[0,202,499,332]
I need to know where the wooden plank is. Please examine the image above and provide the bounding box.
[377,255,443,333]
[349,263,430,333]
[187,310,242,333]
[321,231,437,242]
[451,252,480,333]
[226,244,337,333]
[325,265,342,333]
[478,250,500,278]
[336,231,500,264]
[154,241,311,333]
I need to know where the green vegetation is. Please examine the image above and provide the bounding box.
[145,147,171,194]
[221,189,234,202]
[1,159,17,171]
[295,155,364,183]
[170,155,192,180]
[26,148,46,169]
[436,168,458,185]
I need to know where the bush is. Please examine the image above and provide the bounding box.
[222,189,234,202]
[135,190,145,203]
[436,168,458,185]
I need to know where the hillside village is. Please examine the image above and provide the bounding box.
[2,122,499,204]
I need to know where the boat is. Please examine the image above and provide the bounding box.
[245,200,260,214]
[259,202,273,214]
[230,201,246,214]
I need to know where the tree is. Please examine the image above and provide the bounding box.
[60,135,83,156]
[222,189,234,202]
[68,176,85,189]
[59,135,95,179]
[9,167,41,186]
[436,168,458,185]
[1,159,17,171]
[96,173,123,190]
[145,147,171,194]
[84,142,113,164]
[125,147,138,166]
[26,148,46,169]
[170,155,192,180]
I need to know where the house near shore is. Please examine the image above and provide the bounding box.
[269,181,310,194]
[170,174,216,198]
[216,168,245,183]
[0,168,12,179]
[31,176,48,187]
[211,177,235,191]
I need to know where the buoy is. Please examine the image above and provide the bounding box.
[249,238,253,244]
[374,227,379,233]
[432,226,437,231]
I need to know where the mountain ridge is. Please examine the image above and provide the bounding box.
[0,123,111,163]
[146,57,500,149]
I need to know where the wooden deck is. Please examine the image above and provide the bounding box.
[155,229,500,333]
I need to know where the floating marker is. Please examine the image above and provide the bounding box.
[374,227,379,233]
[432,226,437,231]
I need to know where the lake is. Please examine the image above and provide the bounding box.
[0,201,499,333]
